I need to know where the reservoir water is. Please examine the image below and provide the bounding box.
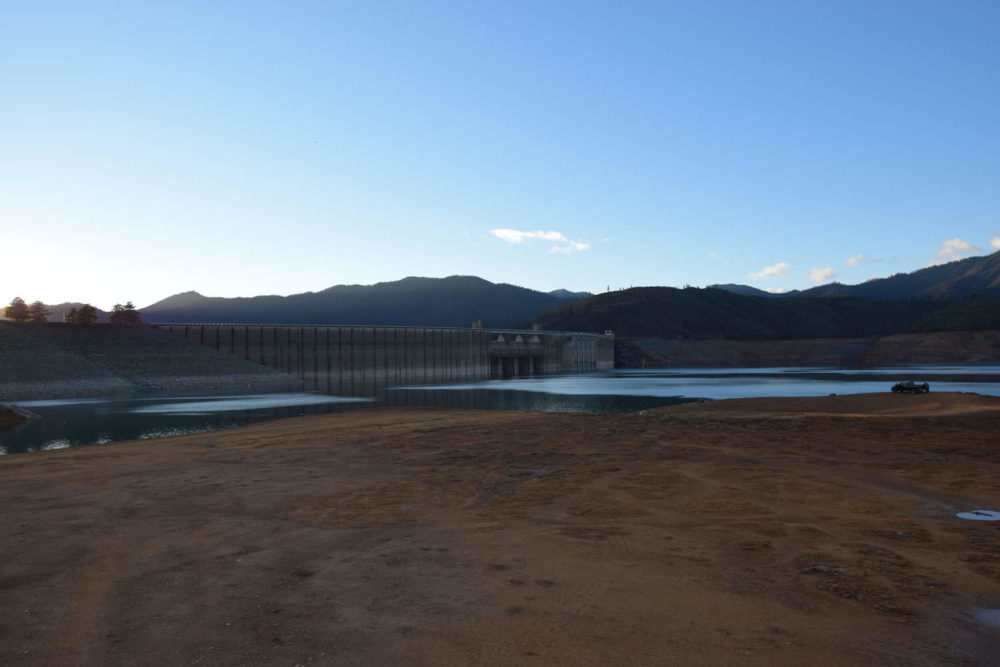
[4,365,1000,455]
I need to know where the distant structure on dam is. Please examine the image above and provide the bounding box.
[153,324,614,396]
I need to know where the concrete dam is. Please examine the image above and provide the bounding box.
[154,324,615,396]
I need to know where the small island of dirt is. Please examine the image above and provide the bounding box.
[0,405,31,432]
[1,392,999,665]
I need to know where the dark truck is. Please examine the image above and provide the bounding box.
[891,381,930,394]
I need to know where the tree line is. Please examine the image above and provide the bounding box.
[4,297,142,326]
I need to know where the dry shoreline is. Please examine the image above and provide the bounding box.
[2,393,1000,665]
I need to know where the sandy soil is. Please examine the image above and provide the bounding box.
[2,393,1000,665]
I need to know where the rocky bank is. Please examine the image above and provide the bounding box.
[0,322,302,400]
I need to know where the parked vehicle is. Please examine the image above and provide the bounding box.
[891,381,930,394]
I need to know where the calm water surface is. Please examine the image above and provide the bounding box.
[4,365,1000,454]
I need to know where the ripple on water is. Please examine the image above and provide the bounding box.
[956,510,1000,521]
[974,609,1000,627]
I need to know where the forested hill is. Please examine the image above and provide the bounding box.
[715,251,1000,301]
[533,287,1000,340]
[142,276,566,328]
[797,251,1000,300]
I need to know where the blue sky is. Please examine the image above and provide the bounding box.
[2,1,998,310]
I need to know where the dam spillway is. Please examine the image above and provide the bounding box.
[153,324,614,396]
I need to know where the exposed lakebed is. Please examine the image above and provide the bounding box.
[4,364,1000,454]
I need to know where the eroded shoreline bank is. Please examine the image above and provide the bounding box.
[2,393,1000,665]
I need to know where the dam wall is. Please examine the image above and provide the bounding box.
[155,324,615,396]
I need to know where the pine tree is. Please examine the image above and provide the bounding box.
[4,297,29,322]
[109,302,141,326]
[27,301,51,324]
[77,304,99,325]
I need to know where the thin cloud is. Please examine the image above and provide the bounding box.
[549,241,591,254]
[845,254,866,267]
[934,238,981,264]
[845,254,889,267]
[808,267,836,283]
[490,228,590,254]
[990,237,1000,250]
[748,262,790,279]
[491,229,567,244]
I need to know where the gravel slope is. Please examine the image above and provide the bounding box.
[0,323,301,400]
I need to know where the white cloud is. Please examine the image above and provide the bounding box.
[934,237,981,264]
[990,236,1000,250]
[491,229,567,244]
[846,253,893,267]
[490,228,590,254]
[808,266,836,283]
[548,241,590,254]
[748,262,790,279]
[764,288,789,294]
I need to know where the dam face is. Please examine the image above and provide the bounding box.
[154,324,614,396]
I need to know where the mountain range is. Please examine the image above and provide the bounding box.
[19,251,1000,335]
[713,250,1000,300]
[538,252,1000,340]
[535,286,1000,340]
[139,276,581,328]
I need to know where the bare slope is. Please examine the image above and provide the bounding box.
[0,323,300,400]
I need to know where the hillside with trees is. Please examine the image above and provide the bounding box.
[715,251,1000,301]
[534,286,1000,340]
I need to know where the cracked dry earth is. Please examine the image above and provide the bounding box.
[2,392,1000,665]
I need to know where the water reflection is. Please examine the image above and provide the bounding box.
[4,365,1000,455]
[2,393,372,455]
[131,393,367,415]
[401,365,1000,400]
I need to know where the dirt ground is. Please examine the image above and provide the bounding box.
[2,393,1000,665]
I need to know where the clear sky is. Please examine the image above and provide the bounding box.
[3,1,999,310]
